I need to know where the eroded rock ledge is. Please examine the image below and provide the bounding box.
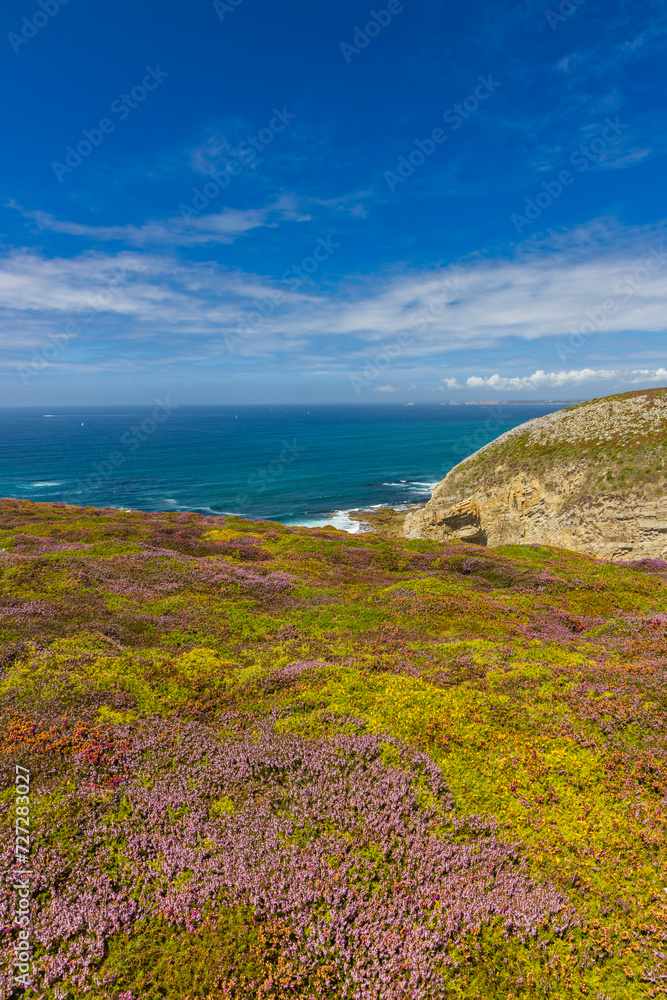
[348,506,419,539]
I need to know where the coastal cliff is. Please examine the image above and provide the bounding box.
[403,388,667,560]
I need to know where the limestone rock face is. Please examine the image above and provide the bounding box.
[403,388,667,560]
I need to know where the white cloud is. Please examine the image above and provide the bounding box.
[463,368,667,391]
[375,384,399,392]
[274,219,667,353]
[629,367,667,382]
[11,209,667,355]
[606,147,653,169]
[2,216,667,383]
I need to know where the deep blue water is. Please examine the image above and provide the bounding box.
[0,404,565,531]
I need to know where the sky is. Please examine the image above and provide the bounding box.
[1,0,666,405]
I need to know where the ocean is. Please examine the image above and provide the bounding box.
[0,403,564,531]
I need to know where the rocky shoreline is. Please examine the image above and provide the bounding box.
[348,505,420,538]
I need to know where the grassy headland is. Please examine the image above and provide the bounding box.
[445,388,667,504]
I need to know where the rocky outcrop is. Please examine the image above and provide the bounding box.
[348,506,419,539]
[403,388,667,560]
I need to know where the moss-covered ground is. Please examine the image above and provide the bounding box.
[1,498,666,999]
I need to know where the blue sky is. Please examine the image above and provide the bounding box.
[1,0,666,404]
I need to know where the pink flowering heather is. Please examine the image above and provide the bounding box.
[0,717,576,999]
[2,498,667,996]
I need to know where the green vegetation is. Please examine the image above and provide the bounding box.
[1,497,666,998]
[446,387,667,504]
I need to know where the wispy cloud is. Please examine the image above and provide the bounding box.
[1,217,666,386]
[472,1,667,182]
[12,195,308,247]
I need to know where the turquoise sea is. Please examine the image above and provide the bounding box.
[0,403,565,531]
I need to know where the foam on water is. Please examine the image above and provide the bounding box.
[381,480,440,491]
[282,509,364,533]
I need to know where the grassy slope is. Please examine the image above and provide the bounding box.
[444,387,667,506]
[0,498,666,999]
